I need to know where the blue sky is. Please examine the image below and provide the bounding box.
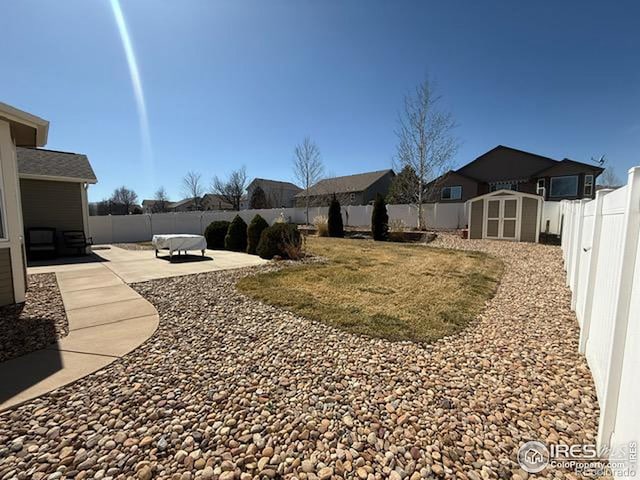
[2,1,639,202]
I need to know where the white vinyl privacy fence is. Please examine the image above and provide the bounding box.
[560,166,640,470]
[89,203,468,245]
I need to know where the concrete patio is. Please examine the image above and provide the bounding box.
[29,245,269,283]
[0,246,268,411]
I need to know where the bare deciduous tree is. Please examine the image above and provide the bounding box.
[182,171,204,210]
[110,186,138,214]
[598,167,622,188]
[211,166,248,211]
[153,186,170,213]
[293,137,324,224]
[395,77,458,229]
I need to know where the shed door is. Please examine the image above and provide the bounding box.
[502,199,518,239]
[484,197,519,240]
[486,200,500,238]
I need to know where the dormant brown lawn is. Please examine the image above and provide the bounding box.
[237,236,502,343]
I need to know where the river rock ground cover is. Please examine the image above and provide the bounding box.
[0,273,67,363]
[0,235,598,480]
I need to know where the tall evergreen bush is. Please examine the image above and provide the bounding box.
[327,195,344,238]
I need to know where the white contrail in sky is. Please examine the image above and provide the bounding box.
[110,0,154,175]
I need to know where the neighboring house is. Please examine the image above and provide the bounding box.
[246,178,302,208]
[167,197,199,212]
[141,199,166,213]
[140,195,239,212]
[201,193,234,211]
[429,145,604,203]
[90,201,139,215]
[295,169,395,207]
[18,147,97,256]
[1,102,96,306]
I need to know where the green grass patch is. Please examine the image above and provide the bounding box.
[237,237,503,343]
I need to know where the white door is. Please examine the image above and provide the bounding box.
[485,197,519,240]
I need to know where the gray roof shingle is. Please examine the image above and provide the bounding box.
[17,147,97,183]
[295,169,394,197]
[248,178,301,191]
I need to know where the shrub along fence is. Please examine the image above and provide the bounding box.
[560,166,639,470]
[88,203,468,244]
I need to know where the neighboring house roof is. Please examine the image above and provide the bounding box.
[457,145,557,183]
[248,178,302,191]
[201,194,234,208]
[169,197,198,209]
[296,169,394,197]
[17,147,97,183]
[453,145,603,184]
[533,158,604,177]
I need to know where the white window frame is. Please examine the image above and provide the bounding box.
[549,175,579,197]
[536,178,546,197]
[490,181,518,192]
[349,193,355,203]
[584,174,594,196]
[441,185,462,200]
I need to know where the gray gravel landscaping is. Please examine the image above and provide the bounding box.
[0,235,598,479]
[0,273,68,363]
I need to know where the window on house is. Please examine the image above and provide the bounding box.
[536,178,545,196]
[549,175,579,197]
[441,185,462,200]
[349,193,355,202]
[490,182,517,192]
[584,175,594,196]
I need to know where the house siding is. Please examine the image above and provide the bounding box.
[428,172,479,203]
[0,247,14,306]
[540,173,597,201]
[363,173,394,204]
[20,179,84,254]
[521,197,538,242]
[247,183,300,208]
[469,200,483,239]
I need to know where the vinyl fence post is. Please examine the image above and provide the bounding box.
[570,200,588,309]
[566,202,577,286]
[578,190,611,354]
[597,167,640,451]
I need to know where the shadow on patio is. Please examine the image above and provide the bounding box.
[27,251,110,269]
[0,313,64,405]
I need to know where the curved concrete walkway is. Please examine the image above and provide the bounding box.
[0,264,159,411]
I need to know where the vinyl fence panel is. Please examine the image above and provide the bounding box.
[560,166,640,475]
[89,203,467,245]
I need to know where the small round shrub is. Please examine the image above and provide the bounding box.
[371,194,389,241]
[204,220,230,249]
[256,223,302,260]
[247,214,269,255]
[327,196,344,238]
[225,215,248,252]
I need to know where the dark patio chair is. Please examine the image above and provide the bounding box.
[26,228,58,259]
[62,230,93,256]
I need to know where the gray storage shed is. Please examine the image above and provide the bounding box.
[466,190,543,242]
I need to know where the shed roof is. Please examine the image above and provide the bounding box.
[17,147,97,183]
